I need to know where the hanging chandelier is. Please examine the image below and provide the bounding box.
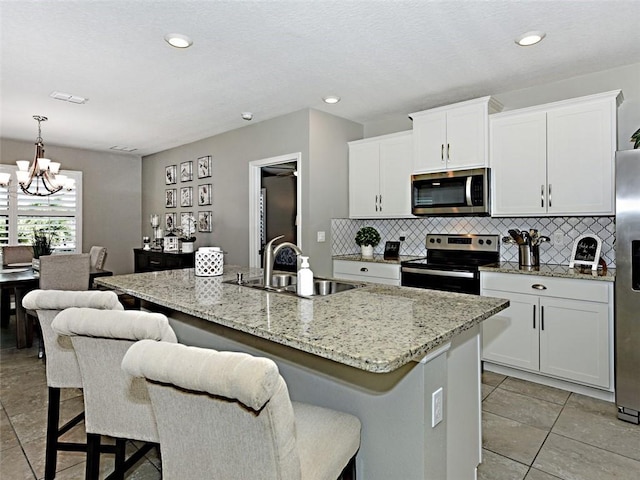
[13,115,75,196]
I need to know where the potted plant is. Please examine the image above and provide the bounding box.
[355,226,381,258]
[170,216,197,253]
[631,127,640,149]
[31,228,56,270]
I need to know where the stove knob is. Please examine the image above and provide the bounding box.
[486,239,492,245]
[436,238,441,244]
[479,239,484,245]
[429,238,435,244]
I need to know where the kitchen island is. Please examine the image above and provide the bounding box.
[96,266,509,480]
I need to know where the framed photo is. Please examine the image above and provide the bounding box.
[569,233,602,271]
[180,212,194,231]
[198,155,212,179]
[180,187,193,207]
[165,188,177,208]
[198,184,212,206]
[198,211,212,232]
[180,161,193,182]
[165,212,176,231]
[165,165,177,185]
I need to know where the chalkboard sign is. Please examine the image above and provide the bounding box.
[569,234,602,271]
[384,241,401,260]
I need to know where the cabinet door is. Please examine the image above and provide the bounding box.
[445,102,487,170]
[547,99,615,215]
[481,289,539,371]
[379,134,413,217]
[539,297,610,388]
[490,112,547,216]
[349,142,380,218]
[412,111,447,173]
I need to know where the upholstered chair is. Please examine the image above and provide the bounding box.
[2,245,34,266]
[89,246,107,270]
[21,289,124,480]
[51,308,177,480]
[122,341,362,480]
[39,253,91,290]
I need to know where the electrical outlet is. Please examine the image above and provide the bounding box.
[317,231,326,243]
[399,231,408,242]
[431,387,443,427]
[553,232,564,246]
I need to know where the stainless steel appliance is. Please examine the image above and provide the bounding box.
[615,149,640,424]
[401,234,499,295]
[411,168,490,216]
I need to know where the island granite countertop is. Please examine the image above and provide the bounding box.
[479,262,615,282]
[96,266,508,374]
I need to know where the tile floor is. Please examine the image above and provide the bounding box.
[2,317,639,479]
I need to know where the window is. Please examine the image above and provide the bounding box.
[0,165,82,252]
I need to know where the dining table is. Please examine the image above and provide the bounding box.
[0,264,113,348]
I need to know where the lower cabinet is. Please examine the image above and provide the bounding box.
[333,260,400,286]
[481,272,613,390]
[134,248,195,273]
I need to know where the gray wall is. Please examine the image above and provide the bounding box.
[364,62,640,149]
[0,138,142,274]
[142,108,362,276]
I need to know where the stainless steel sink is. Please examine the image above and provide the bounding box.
[224,274,364,297]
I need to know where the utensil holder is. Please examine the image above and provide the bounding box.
[195,249,224,276]
[519,244,540,267]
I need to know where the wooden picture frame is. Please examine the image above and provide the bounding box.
[198,211,212,232]
[180,161,193,182]
[180,187,193,207]
[569,233,602,271]
[165,188,177,208]
[198,155,212,179]
[165,212,176,231]
[198,184,212,206]
[165,165,177,185]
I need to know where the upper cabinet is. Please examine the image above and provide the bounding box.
[490,90,622,217]
[410,96,503,173]
[348,131,413,219]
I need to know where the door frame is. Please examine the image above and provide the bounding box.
[249,152,302,268]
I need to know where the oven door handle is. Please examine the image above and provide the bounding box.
[401,267,475,279]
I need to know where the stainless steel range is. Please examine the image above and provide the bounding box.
[401,234,500,295]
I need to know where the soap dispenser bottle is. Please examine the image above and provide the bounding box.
[297,256,314,296]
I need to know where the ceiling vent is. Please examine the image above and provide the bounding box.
[109,145,138,152]
[49,91,89,104]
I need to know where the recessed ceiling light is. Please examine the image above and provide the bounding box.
[241,112,253,121]
[49,91,89,104]
[322,95,341,104]
[109,145,138,152]
[515,31,546,46]
[164,33,193,49]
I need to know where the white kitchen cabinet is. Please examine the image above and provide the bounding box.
[410,96,502,173]
[481,272,613,390]
[490,90,622,216]
[333,259,400,286]
[348,131,413,218]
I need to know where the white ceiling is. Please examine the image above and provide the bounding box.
[1,0,639,157]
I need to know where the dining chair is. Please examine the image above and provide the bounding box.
[121,341,361,480]
[89,246,107,270]
[0,245,34,328]
[51,307,177,480]
[21,289,124,480]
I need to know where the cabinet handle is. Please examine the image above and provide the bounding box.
[541,185,545,208]
[548,184,552,208]
[447,143,450,162]
[379,194,382,211]
[150,260,161,266]
[375,195,378,212]
[441,144,444,162]
[360,267,368,272]
[531,284,547,290]
[533,305,536,329]
[541,305,545,330]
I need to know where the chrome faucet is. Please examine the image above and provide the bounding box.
[263,235,303,287]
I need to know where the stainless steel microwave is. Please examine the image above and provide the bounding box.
[411,168,490,216]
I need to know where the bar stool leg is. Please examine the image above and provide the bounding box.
[86,433,101,480]
[44,388,61,480]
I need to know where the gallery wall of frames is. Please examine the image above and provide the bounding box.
[164,155,213,235]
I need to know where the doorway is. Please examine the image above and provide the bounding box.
[249,153,302,269]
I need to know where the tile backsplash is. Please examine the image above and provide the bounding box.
[331,216,616,268]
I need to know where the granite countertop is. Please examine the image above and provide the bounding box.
[96,266,508,374]
[333,254,424,265]
[479,262,615,282]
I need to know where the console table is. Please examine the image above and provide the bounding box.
[133,248,195,273]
